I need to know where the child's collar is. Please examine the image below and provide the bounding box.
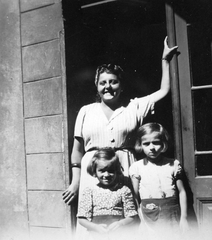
[145,156,165,166]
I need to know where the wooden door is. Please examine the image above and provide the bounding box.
[173,1,212,238]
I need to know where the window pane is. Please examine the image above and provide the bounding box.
[187,22,212,86]
[196,155,212,176]
[193,89,212,151]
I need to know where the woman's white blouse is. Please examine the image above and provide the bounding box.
[74,95,154,152]
[74,95,155,201]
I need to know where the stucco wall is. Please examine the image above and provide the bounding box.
[0,1,70,239]
[0,0,28,239]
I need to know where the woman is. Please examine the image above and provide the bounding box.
[62,37,178,205]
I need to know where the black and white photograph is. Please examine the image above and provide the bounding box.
[0,1,212,240]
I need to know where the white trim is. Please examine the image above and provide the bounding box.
[81,0,117,9]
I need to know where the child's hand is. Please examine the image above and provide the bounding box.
[94,224,108,234]
[107,221,122,231]
[162,36,178,62]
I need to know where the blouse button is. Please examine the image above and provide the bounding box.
[110,138,115,143]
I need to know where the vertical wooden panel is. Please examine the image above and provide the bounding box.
[27,153,64,190]
[25,116,63,153]
[165,3,183,162]
[20,1,71,238]
[20,0,60,12]
[22,40,61,82]
[28,191,66,227]
[21,3,63,46]
[30,227,67,240]
[24,77,62,117]
[174,13,195,190]
[197,198,212,238]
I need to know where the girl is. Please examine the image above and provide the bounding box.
[129,123,189,240]
[77,147,138,240]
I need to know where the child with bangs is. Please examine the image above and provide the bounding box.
[77,147,138,240]
[129,123,189,240]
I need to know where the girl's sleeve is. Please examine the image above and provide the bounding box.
[77,187,93,221]
[74,105,86,138]
[174,160,184,181]
[129,163,141,180]
[122,186,138,218]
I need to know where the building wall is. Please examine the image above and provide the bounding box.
[0,1,70,239]
[0,0,28,239]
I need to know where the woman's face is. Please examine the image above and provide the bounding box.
[97,72,122,105]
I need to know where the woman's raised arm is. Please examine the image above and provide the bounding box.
[152,37,178,103]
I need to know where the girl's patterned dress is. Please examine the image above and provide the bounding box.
[77,181,138,240]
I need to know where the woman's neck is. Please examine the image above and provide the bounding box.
[100,100,122,120]
[100,99,122,111]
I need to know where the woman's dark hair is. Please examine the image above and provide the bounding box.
[135,122,170,154]
[87,147,123,177]
[95,64,124,85]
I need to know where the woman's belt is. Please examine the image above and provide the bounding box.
[86,146,134,152]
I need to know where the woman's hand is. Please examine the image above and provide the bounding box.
[62,182,79,205]
[63,138,84,205]
[162,36,178,62]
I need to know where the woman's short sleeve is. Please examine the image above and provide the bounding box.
[74,105,87,138]
[130,94,155,123]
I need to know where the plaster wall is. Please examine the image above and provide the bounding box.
[0,0,28,239]
[0,1,70,239]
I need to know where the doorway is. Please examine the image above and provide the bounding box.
[62,0,174,228]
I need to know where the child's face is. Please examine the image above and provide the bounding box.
[96,160,117,187]
[141,132,164,162]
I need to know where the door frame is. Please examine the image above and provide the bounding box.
[165,2,200,229]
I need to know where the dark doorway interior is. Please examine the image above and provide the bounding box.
[62,0,174,228]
